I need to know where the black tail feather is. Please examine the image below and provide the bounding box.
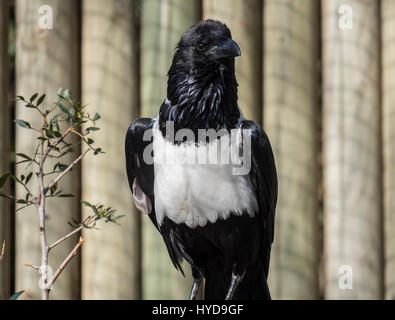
[204,258,271,300]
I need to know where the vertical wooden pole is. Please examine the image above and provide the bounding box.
[382,0,395,300]
[15,0,80,299]
[203,0,262,123]
[140,0,200,299]
[81,0,140,299]
[322,0,382,299]
[0,0,10,300]
[263,0,320,299]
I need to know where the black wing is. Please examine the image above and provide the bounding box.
[125,117,158,228]
[240,120,278,278]
[125,116,185,273]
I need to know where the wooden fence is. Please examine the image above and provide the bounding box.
[0,0,393,300]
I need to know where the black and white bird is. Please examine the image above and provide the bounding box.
[125,20,277,300]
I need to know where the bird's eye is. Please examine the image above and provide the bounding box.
[196,42,205,51]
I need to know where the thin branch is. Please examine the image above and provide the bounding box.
[48,216,97,250]
[16,203,34,212]
[0,241,5,262]
[0,194,35,210]
[25,263,40,271]
[48,227,82,251]
[0,194,17,201]
[46,237,84,290]
[70,129,84,139]
[45,148,90,195]
[38,135,49,300]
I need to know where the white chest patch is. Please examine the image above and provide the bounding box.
[152,121,258,228]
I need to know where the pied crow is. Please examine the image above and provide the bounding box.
[125,20,277,300]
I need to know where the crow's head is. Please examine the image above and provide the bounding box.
[164,20,241,134]
[171,19,241,74]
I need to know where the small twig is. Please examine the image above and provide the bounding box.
[0,194,17,201]
[0,241,5,262]
[48,227,82,251]
[16,203,34,212]
[45,149,90,195]
[70,129,84,139]
[46,237,84,290]
[48,216,96,250]
[25,263,40,271]
[0,195,35,209]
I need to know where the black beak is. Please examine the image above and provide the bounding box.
[207,39,241,60]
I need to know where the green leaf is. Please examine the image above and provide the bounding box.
[83,127,100,136]
[53,131,62,138]
[14,119,31,129]
[58,103,69,114]
[16,153,32,161]
[44,128,54,139]
[87,138,94,145]
[51,113,61,123]
[29,93,38,103]
[53,190,63,196]
[58,194,74,198]
[94,148,102,155]
[16,95,26,102]
[25,103,37,109]
[25,172,33,185]
[0,173,10,188]
[63,89,71,99]
[93,113,101,121]
[58,164,68,171]
[57,87,63,96]
[50,183,58,196]
[17,199,27,204]
[37,94,46,106]
[69,106,75,116]
[9,290,25,300]
[81,200,93,208]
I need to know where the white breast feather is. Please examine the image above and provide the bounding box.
[153,121,258,228]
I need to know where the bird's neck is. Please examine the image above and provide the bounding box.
[159,62,241,137]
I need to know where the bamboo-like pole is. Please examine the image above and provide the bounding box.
[382,0,395,300]
[81,0,140,299]
[140,0,200,299]
[203,0,262,123]
[263,0,320,299]
[15,0,80,299]
[0,0,10,300]
[322,0,382,299]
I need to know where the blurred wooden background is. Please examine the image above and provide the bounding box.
[0,0,393,300]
